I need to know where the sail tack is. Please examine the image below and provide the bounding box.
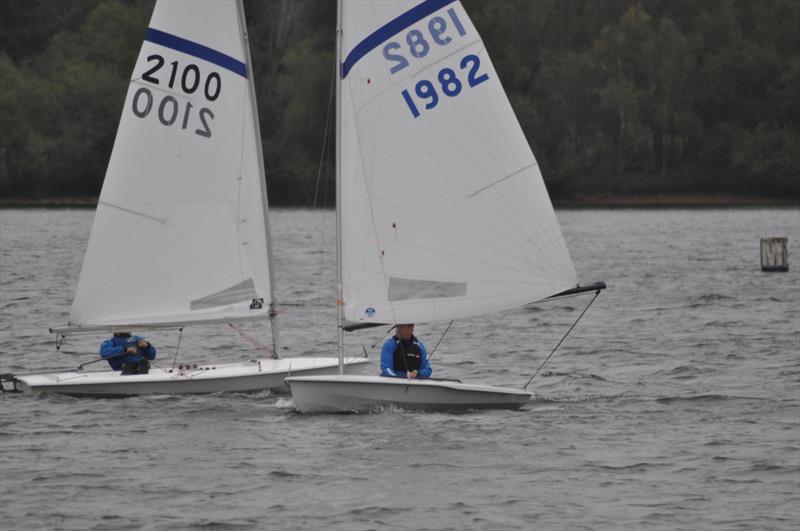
[67,0,272,330]
[340,0,578,326]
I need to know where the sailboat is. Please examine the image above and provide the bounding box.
[3,0,367,397]
[285,0,604,413]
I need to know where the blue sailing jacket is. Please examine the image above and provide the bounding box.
[99,336,157,371]
[380,335,432,379]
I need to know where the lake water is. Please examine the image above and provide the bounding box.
[1,208,798,530]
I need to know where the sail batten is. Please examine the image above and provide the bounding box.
[340,0,577,326]
[65,0,272,331]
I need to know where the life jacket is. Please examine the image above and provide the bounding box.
[392,336,422,372]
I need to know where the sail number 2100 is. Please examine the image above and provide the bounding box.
[131,54,218,138]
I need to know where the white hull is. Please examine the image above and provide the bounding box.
[12,358,369,397]
[285,375,532,413]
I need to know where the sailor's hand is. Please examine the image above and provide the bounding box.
[125,347,137,354]
[408,370,418,379]
[137,339,149,348]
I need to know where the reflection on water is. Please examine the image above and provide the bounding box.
[1,208,799,530]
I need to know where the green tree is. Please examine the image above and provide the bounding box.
[0,52,40,197]
[594,4,655,175]
[1,0,798,202]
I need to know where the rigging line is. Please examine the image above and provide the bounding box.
[523,288,602,391]
[171,327,184,371]
[427,320,453,361]
[313,59,336,345]
[228,322,275,359]
[76,357,115,370]
[369,325,397,350]
[357,326,395,369]
[313,61,336,210]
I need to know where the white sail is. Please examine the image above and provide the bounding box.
[339,0,578,327]
[66,0,273,330]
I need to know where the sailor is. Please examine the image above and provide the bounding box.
[380,323,432,379]
[99,332,156,375]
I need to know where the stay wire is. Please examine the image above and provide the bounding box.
[312,61,336,210]
[427,320,454,361]
[523,289,601,391]
[312,60,336,346]
[171,327,184,372]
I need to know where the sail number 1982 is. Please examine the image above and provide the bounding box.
[380,7,490,119]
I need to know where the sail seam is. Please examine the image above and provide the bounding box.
[371,150,538,257]
[364,211,552,277]
[466,163,538,198]
[374,112,537,251]
[469,53,570,277]
[98,201,166,223]
[461,47,571,277]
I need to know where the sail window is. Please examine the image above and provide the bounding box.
[388,277,467,301]
[190,279,258,310]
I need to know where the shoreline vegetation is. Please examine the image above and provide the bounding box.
[1,1,798,203]
[2,195,797,209]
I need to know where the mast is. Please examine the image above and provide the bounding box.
[237,0,281,357]
[335,0,345,373]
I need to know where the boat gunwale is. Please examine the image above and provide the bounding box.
[285,374,532,397]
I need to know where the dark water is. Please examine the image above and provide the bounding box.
[1,208,798,530]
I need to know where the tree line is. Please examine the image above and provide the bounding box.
[1,0,797,204]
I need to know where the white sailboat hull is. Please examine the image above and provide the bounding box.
[285,375,532,413]
[13,358,369,397]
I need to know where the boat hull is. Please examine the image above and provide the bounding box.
[285,375,532,413]
[12,358,369,397]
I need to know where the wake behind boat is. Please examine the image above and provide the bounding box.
[2,0,368,397]
[286,0,605,413]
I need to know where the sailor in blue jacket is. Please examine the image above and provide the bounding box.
[380,324,432,379]
[100,332,156,374]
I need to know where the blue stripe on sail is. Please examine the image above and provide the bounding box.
[341,0,457,79]
[144,28,247,78]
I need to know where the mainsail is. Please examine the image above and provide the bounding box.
[64,0,273,331]
[339,0,578,327]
